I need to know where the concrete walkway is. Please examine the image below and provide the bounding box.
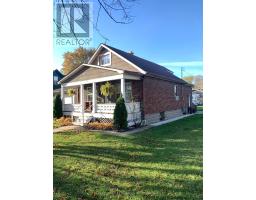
[101,113,196,136]
[53,125,84,133]
[150,114,194,127]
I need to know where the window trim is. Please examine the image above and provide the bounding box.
[98,52,111,66]
[174,85,178,96]
[174,84,179,101]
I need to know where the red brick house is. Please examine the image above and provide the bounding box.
[58,44,192,125]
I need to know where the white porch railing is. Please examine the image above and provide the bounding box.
[96,103,116,113]
[63,102,141,126]
[63,104,82,112]
[64,102,141,124]
[96,102,141,120]
[64,102,141,114]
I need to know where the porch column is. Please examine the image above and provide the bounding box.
[80,84,84,124]
[60,85,64,100]
[121,78,126,101]
[92,82,97,113]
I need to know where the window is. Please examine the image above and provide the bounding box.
[53,76,58,84]
[174,85,178,96]
[174,85,179,101]
[125,81,132,102]
[99,52,111,66]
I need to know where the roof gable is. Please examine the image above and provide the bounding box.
[90,47,140,73]
[60,44,189,85]
[62,65,120,83]
[59,64,123,84]
[88,44,146,74]
[103,45,187,84]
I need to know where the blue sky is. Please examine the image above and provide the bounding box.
[53,0,202,77]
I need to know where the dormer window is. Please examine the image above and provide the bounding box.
[99,52,111,66]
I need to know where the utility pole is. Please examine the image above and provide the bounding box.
[181,67,184,78]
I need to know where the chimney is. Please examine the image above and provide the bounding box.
[128,51,134,55]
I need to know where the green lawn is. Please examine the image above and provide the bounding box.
[197,106,203,111]
[54,114,203,200]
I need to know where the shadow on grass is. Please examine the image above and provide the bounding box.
[54,115,203,200]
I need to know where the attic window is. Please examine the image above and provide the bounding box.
[99,52,111,66]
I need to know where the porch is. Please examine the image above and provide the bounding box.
[61,74,142,126]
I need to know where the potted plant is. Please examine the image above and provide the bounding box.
[100,82,116,98]
[67,88,76,96]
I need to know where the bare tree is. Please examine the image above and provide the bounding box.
[53,0,137,42]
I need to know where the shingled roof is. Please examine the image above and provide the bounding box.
[104,44,187,84]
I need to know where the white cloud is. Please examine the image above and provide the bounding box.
[159,61,203,67]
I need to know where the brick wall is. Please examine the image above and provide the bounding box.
[142,76,192,115]
[131,80,143,102]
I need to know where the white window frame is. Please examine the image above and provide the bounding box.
[174,85,177,96]
[174,85,179,101]
[98,52,111,66]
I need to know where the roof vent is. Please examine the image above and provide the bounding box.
[128,51,134,55]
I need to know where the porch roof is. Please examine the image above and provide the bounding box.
[59,64,141,86]
[59,64,123,83]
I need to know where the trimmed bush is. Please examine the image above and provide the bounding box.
[113,96,128,130]
[53,94,63,118]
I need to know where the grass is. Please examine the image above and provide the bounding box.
[54,114,203,200]
[197,106,203,111]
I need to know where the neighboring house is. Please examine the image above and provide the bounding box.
[53,69,64,96]
[192,89,203,105]
[58,44,192,126]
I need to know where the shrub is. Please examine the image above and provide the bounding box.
[53,94,63,118]
[192,105,197,113]
[53,117,72,128]
[85,122,113,130]
[113,96,128,130]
